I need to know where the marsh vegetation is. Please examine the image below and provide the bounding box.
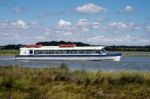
[0,64,150,98]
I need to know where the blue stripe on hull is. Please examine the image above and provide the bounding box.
[16,53,122,57]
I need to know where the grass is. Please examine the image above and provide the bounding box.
[123,52,150,57]
[109,51,150,57]
[0,50,18,55]
[0,65,150,99]
[124,54,150,57]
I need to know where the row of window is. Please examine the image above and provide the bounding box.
[30,50,106,55]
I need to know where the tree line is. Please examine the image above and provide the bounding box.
[0,41,150,51]
[105,45,150,52]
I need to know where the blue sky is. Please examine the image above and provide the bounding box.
[0,0,150,45]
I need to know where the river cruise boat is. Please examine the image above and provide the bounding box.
[15,44,122,61]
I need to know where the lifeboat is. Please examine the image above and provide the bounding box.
[25,44,43,48]
[59,44,76,47]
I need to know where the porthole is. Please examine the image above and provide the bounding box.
[29,50,33,54]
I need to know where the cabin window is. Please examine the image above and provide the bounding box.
[71,50,76,54]
[67,50,71,54]
[99,49,106,55]
[101,49,106,53]
[55,50,63,54]
[95,50,100,54]
[33,49,103,55]
[29,50,33,54]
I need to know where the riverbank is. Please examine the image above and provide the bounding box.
[111,51,150,57]
[0,65,150,98]
[0,50,18,56]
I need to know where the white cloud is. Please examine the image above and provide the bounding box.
[56,18,99,36]
[47,19,73,36]
[109,21,142,32]
[92,22,101,29]
[44,28,52,35]
[35,36,47,41]
[76,18,101,31]
[87,35,150,45]
[77,18,89,27]
[109,22,128,31]
[56,31,72,36]
[16,20,28,29]
[76,18,90,32]
[0,20,48,44]
[13,6,26,13]
[0,33,22,41]
[0,21,9,28]
[0,19,149,45]
[56,19,73,35]
[146,26,150,33]
[58,19,71,28]
[129,22,142,30]
[0,20,28,30]
[121,6,135,14]
[75,3,108,14]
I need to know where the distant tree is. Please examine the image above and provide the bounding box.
[1,44,23,50]
[36,41,90,46]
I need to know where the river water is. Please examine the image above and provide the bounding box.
[0,55,150,72]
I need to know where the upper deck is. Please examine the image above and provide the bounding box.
[19,44,106,55]
[20,46,105,50]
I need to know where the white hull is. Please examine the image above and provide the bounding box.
[15,55,121,61]
[17,45,122,61]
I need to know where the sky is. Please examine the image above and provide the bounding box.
[0,0,150,45]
